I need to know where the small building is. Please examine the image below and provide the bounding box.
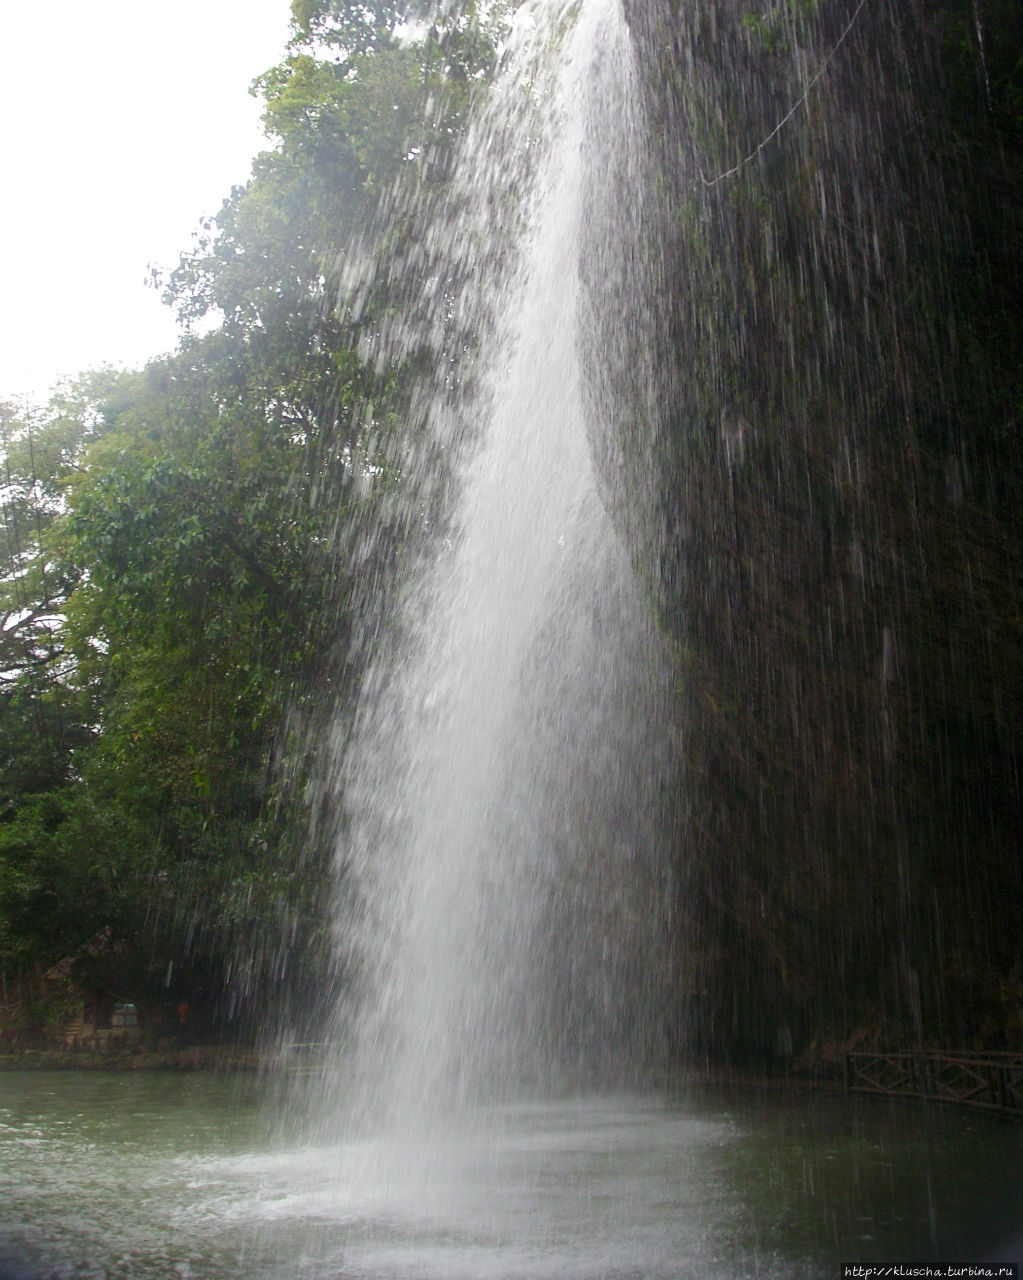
[42,930,142,1048]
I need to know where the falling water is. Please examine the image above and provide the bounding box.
[323,0,676,1138]
[0,4,1019,1278]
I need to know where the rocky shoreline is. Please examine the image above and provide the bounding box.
[0,1044,269,1072]
[0,1047,839,1091]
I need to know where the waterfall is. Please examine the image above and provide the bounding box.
[320,0,676,1139]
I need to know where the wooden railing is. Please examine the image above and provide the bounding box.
[845,1050,1023,1117]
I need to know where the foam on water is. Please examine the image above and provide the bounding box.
[1,1075,1019,1278]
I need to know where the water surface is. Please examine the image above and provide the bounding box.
[0,1072,1019,1279]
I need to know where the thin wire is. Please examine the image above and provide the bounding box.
[700,0,870,188]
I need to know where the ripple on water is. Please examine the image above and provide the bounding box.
[0,1078,1019,1279]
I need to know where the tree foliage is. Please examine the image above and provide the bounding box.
[0,0,503,1040]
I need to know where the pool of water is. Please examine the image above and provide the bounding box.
[0,1073,1018,1279]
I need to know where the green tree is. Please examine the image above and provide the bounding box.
[0,0,507,1037]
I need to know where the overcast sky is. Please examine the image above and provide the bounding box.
[0,0,292,403]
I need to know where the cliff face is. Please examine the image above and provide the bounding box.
[608,0,1023,1060]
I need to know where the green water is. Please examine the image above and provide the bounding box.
[0,1072,1018,1279]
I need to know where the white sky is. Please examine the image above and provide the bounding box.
[0,0,292,404]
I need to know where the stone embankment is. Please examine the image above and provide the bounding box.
[0,1044,267,1071]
